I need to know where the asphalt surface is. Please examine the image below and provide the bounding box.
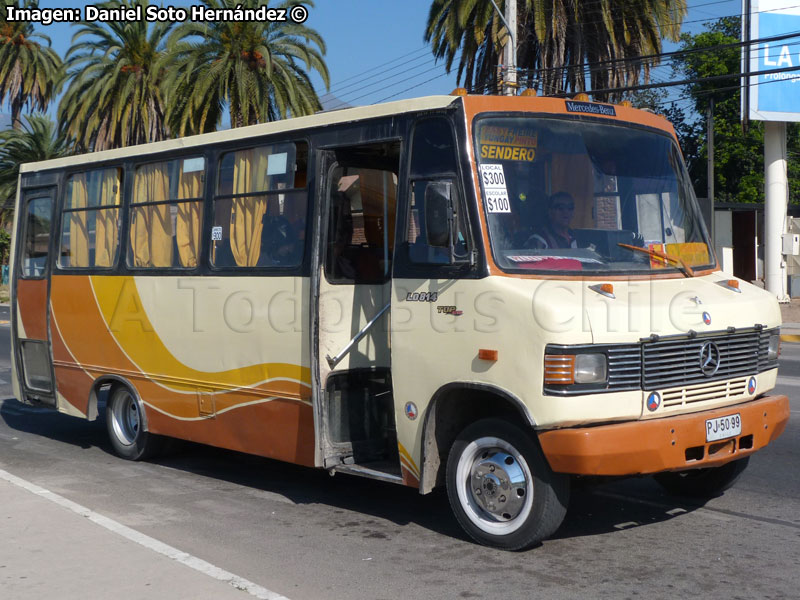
[0,306,798,600]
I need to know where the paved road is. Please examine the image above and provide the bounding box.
[0,315,798,600]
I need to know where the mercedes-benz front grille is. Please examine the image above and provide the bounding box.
[543,328,778,395]
[641,329,777,390]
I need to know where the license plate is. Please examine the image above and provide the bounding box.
[705,414,742,442]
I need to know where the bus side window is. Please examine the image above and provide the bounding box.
[127,157,205,269]
[405,117,468,265]
[21,197,52,278]
[211,142,307,269]
[59,167,123,269]
[325,166,397,284]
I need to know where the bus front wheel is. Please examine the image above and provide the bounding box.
[106,385,163,461]
[446,418,569,551]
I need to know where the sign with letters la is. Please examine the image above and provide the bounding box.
[746,0,800,121]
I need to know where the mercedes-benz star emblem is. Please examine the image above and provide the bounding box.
[699,341,721,377]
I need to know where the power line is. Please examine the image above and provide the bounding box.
[461,30,800,99]
[587,61,800,97]
[327,45,431,89]
[343,57,461,105]
[327,47,434,98]
[508,30,800,83]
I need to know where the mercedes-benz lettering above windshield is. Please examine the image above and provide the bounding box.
[475,117,714,275]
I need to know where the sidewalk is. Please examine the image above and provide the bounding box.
[780,298,800,342]
[0,473,280,600]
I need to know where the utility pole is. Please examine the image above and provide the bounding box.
[765,121,789,301]
[742,0,751,133]
[505,0,517,96]
[707,98,715,247]
[489,0,517,95]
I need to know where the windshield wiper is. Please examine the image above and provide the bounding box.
[617,243,695,278]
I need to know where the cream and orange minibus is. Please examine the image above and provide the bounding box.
[10,93,789,550]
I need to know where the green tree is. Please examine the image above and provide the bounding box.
[672,17,800,203]
[0,0,62,129]
[167,0,329,135]
[425,0,686,100]
[58,0,173,151]
[0,113,73,227]
[0,228,10,265]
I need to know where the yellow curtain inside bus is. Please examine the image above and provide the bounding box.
[95,169,121,267]
[68,174,90,267]
[176,167,202,268]
[230,148,269,267]
[130,164,172,267]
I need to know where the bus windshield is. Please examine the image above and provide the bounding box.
[474,116,714,275]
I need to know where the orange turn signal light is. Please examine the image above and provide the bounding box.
[619,100,633,108]
[451,87,468,96]
[600,283,614,295]
[573,92,590,101]
[521,88,537,97]
[478,349,498,361]
[544,355,575,385]
[727,279,739,289]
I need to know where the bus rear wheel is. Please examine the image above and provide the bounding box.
[446,418,569,551]
[106,385,163,460]
[653,457,750,497]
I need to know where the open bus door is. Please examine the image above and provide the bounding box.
[310,144,402,482]
[13,186,57,406]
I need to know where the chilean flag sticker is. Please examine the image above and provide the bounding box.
[702,312,712,325]
[405,402,418,420]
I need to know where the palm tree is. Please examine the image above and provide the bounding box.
[425,0,686,101]
[58,0,173,151]
[0,1,62,129]
[0,114,73,226]
[167,0,329,134]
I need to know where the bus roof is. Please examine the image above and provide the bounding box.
[21,94,675,174]
[20,95,460,173]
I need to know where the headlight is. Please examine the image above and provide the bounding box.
[574,353,608,383]
[544,353,607,384]
[768,333,780,361]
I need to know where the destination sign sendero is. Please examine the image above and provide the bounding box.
[479,126,538,162]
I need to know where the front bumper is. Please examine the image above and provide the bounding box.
[538,395,789,475]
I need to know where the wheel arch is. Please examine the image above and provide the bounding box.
[418,383,535,494]
[87,375,150,433]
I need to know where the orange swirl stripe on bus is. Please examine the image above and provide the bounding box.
[49,305,96,416]
[16,279,49,340]
[398,443,420,488]
[49,275,310,420]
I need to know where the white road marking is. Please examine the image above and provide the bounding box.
[0,468,291,600]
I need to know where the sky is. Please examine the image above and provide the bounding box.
[15,0,749,119]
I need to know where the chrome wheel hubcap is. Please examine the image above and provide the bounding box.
[456,436,534,535]
[471,450,527,521]
[111,391,139,446]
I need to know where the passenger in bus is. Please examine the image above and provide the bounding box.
[527,192,578,250]
[260,215,302,266]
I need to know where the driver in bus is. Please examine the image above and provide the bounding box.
[527,191,578,250]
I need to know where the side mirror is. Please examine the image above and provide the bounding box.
[425,181,452,248]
